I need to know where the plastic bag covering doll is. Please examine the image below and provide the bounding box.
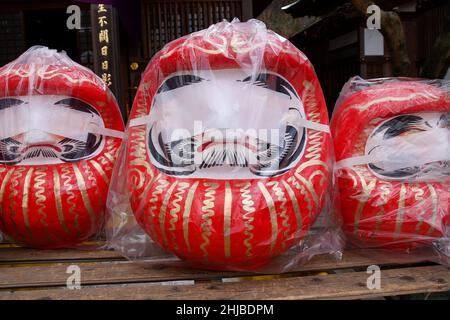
[332,77,449,251]
[0,46,125,248]
[111,19,338,270]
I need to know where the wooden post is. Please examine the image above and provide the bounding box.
[90,3,126,118]
[242,0,253,21]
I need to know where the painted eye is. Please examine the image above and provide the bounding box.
[63,145,74,152]
[8,146,19,153]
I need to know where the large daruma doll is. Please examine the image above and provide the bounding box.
[126,20,333,270]
[0,47,124,248]
[332,78,449,250]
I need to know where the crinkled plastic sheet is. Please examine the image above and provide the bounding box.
[0,46,124,249]
[331,76,450,265]
[106,19,343,272]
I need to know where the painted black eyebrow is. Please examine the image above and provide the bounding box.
[0,98,25,110]
[240,73,299,98]
[439,112,450,127]
[55,98,100,115]
[374,115,424,139]
[157,75,205,93]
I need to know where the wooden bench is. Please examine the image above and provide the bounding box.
[1,243,449,300]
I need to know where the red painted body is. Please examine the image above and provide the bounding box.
[331,81,450,249]
[0,64,124,248]
[127,28,332,270]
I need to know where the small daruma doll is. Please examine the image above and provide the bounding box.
[0,46,124,248]
[126,20,333,270]
[332,78,450,250]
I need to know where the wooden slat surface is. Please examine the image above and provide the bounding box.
[0,249,426,290]
[0,248,123,264]
[0,251,436,289]
[1,265,449,300]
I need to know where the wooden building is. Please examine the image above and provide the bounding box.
[0,0,253,117]
[283,0,449,112]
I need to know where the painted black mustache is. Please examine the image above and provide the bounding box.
[0,134,102,165]
[149,125,305,177]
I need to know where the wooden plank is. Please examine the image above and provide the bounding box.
[0,248,123,264]
[0,250,430,289]
[1,265,449,300]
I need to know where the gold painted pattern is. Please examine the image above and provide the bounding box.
[282,180,303,239]
[394,184,407,237]
[22,168,34,238]
[148,179,169,238]
[373,182,392,232]
[287,176,313,219]
[353,168,377,234]
[168,182,190,251]
[83,162,99,197]
[0,67,101,87]
[61,166,79,235]
[411,185,425,233]
[373,209,384,236]
[91,160,110,184]
[334,93,441,137]
[293,173,319,209]
[236,182,255,258]
[267,181,289,248]
[129,127,154,192]
[304,131,323,162]
[34,167,49,229]
[426,183,438,236]
[159,181,178,247]
[139,173,161,210]
[160,37,298,60]
[288,81,328,218]
[258,182,278,254]
[72,164,96,229]
[103,152,115,164]
[53,167,70,234]
[182,182,199,252]
[338,93,439,121]
[224,182,232,259]
[200,183,219,259]
[134,83,151,117]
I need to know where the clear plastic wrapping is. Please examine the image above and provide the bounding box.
[331,76,450,264]
[0,46,125,248]
[107,19,343,272]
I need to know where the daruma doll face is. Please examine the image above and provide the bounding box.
[126,22,332,270]
[0,56,124,248]
[332,81,450,250]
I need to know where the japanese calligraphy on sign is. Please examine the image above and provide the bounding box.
[96,4,112,86]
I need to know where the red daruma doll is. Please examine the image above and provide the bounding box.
[0,46,124,248]
[332,78,450,251]
[122,20,335,270]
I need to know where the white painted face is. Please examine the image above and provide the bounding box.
[365,112,450,181]
[146,69,308,179]
[0,95,105,165]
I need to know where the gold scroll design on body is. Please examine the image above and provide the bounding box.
[292,80,329,219]
[148,178,169,241]
[267,181,290,249]
[129,126,154,194]
[61,166,80,237]
[200,182,219,260]
[160,34,300,60]
[33,167,54,243]
[168,182,190,252]
[236,182,255,259]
